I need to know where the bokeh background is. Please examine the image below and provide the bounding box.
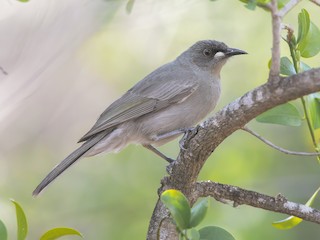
[1,0,320,239]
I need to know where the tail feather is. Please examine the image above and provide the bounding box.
[33,131,109,196]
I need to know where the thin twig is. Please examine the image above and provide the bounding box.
[279,0,302,17]
[269,0,282,81]
[242,126,320,156]
[285,29,320,161]
[310,0,320,6]
[269,0,303,80]
[300,97,320,162]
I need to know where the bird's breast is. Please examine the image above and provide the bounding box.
[185,76,221,122]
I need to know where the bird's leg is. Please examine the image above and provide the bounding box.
[144,127,195,163]
[143,144,174,163]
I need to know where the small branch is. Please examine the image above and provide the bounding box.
[300,97,319,149]
[278,0,302,17]
[285,27,320,161]
[285,24,300,73]
[269,0,302,80]
[269,0,282,81]
[242,126,320,156]
[195,181,320,224]
[310,0,320,6]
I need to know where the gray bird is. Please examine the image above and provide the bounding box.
[33,40,246,196]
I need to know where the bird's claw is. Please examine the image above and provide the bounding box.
[166,161,175,174]
[179,127,195,150]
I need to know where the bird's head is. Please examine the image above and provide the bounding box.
[180,40,247,74]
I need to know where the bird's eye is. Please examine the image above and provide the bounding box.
[203,48,212,57]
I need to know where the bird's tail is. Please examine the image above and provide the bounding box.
[32,131,109,196]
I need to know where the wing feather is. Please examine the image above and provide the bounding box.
[79,65,198,142]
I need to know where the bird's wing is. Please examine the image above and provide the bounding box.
[79,69,198,142]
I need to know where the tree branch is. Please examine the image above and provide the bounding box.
[195,181,320,224]
[241,126,320,156]
[147,68,320,240]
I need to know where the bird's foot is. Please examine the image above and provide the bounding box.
[166,161,175,174]
[179,127,195,150]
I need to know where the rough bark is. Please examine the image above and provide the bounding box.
[147,68,320,240]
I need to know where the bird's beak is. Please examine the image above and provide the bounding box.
[225,48,247,56]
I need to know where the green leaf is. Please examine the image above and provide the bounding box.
[0,219,8,240]
[125,0,135,14]
[272,215,303,230]
[300,61,311,71]
[307,93,320,147]
[190,198,209,228]
[297,9,310,43]
[239,0,256,10]
[306,93,320,130]
[280,57,295,76]
[160,189,191,230]
[18,0,29,2]
[40,227,83,240]
[189,228,200,240]
[272,187,320,229]
[239,0,271,10]
[239,0,272,4]
[298,22,320,58]
[11,199,28,240]
[256,103,302,126]
[246,0,257,10]
[199,226,235,240]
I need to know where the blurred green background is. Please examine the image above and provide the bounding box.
[0,0,320,239]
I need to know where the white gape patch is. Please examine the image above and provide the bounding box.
[215,51,225,58]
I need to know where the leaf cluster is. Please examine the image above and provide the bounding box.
[161,189,235,240]
[0,199,82,240]
[239,0,289,10]
[257,9,320,155]
[255,8,320,229]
